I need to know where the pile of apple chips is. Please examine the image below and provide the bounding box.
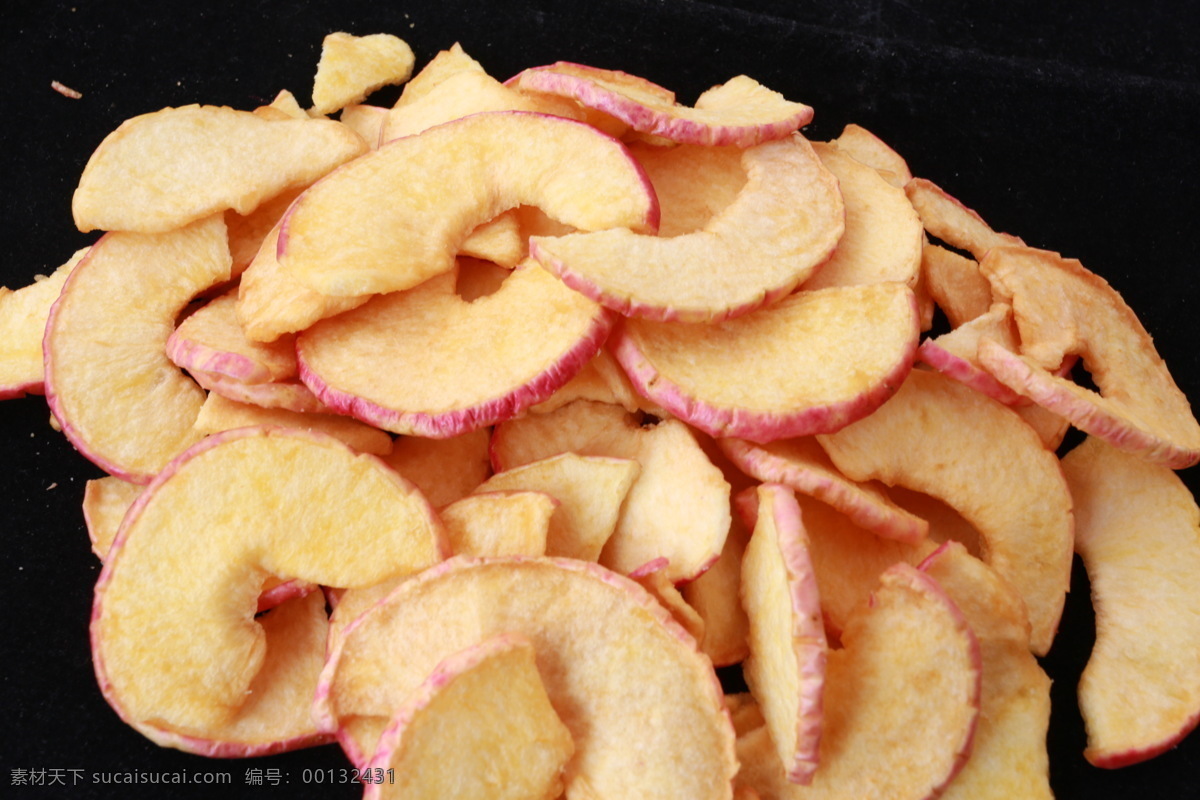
[4,30,1200,799]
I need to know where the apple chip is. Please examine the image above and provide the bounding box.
[921,243,992,327]
[193,393,393,456]
[310,32,415,116]
[82,476,143,559]
[224,185,306,277]
[904,177,1024,260]
[529,347,646,414]
[0,248,85,399]
[630,142,746,237]
[682,506,752,667]
[441,491,557,557]
[338,104,387,148]
[918,301,1023,405]
[831,123,911,187]
[382,427,491,509]
[632,558,707,647]
[167,291,299,385]
[190,370,327,414]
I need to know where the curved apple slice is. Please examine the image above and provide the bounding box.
[297,262,614,437]
[681,505,752,668]
[317,556,736,800]
[190,369,328,414]
[631,557,708,647]
[44,215,232,482]
[977,246,1200,468]
[1062,437,1200,767]
[516,67,811,147]
[532,134,843,322]
[817,369,1073,655]
[278,111,658,298]
[92,426,446,743]
[918,302,1023,405]
[167,291,298,385]
[629,142,747,237]
[73,105,367,233]
[904,178,1024,260]
[82,476,144,559]
[612,282,919,443]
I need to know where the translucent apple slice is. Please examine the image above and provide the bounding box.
[922,243,992,327]
[801,141,922,290]
[719,436,928,544]
[297,262,614,437]
[516,66,812,147]
[977,246,1200,468]
[362,633,574,800]
[491,399,731,581]
[44,215,232,482]
[832,123,912,187]
[904,178,1024,260]
[167,291,299,385]
[441,491,557,557]
[92,426,446,743]
[278,110,658,298]
[0,248,85,399]
[310,32,415,116]
[73,105,367,233]
[817,369,1073,655]
[475,453,640,562]
[920,542,1053,799]
[682,507,752,667]
[532,134,844,323]
[612,282,919,443]
[1061,436,1200,767]
[318,557,736,800]
[383,428,492,508]
[918,302,1024,405]
[741,484,826,784]
[193,392,394,456]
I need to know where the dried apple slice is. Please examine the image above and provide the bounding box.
[921,243,991,327]
[920,541,1053,799]
[190,370,328,414]
[44,215,232,482]
[741,484,826,784]
[529,347,646,414]
[82,476,143,559]
[817,369,1073,655]
[532,134,843,323]
[167,291,298,385]
[682,506,752,667]
[92,426,445,745]
[632,558,707,647]
[193,393,393,456]
[611,282,919,442]
[491,399,731,582]
[318,556,736,800]
[297,262,614,437]
[253,89,307,121]
[918,302,1023,405]
[630,142,746,237]
[383,428,491,508]
[339,104,387,148]
[362,633,574,800]
[441,491,557,557]
[832,123,911,187]
[224,186,306,277]
[73,105,367,233]
[310,32,415,116]
[904,178,1024,260]
[278,110,658,298]
[1061,436,1200,767]
[977,246,1200,468]
[0,248,85,399]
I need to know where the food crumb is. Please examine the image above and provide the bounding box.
[46,482,58,490]
[51,80,82,99]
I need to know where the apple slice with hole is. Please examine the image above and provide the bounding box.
[921,243,992,327]
[611,282,919,443]
[920,541,1053,799]
[904,178,1024,260]
[0,248,86,399]
[310,32,415,116]
[383,428,492,509]
[167,290,299,385]
[362,633,575,800]
[44,215,232,482]
[73,104,367,233]
[532,134,843,323]
[831,123,911,187]
[491,399,731,582]
[977,245,1200,468]
[278,110,658,298]
[193,392,393,456]
[740,484,826,784]
[92,426,445,749]
[818,368,1073,655]
[917,302,1024,405]
[297,261,615,437]
[440,491,557,557]
[1061,436,1200,767]
[317,556,736,800]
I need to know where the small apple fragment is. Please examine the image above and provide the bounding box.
[611,282,919,442]
[921,243,992,327]
[629,142,747,237]
[82,476,143,559]
[297,262,614,437]
[632,558,708,648]
[44,215,232,482]
[193,393,394,456]
[740,484,826,784]
[831,123,912,187]
[310,32,415,116]
[318,556,736,800]
[383,428,492,509]
[362,633,574,800]
[917,302,1023,405]
[338,104,388,148]
[1061,436,1200,767]
[0,248,85,399]
[73,105,367,233]
[278,110,658,298]
[977,246,1200,468]
[440,491,557,557]
[904,178,1024,260]
[167,291,299,385]
[533,134,843,323]
[253,90,308,121]
[818,369,1074,655]
[682,506,752,667]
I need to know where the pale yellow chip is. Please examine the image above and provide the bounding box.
[440,491,556,557]
[0,248,86,398]
[311,33,415,116]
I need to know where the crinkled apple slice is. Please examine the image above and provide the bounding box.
[612,282,919,442]
[44,215,232,482]
[741,484,826,784]
[278,110,658,298]
[977,246,1200,468]
[0,248,85,399]
[532,134,843,323]
[190,369,328,414]
[318,556,736,800]
[922,243,992,327]
[920,541,1053,799]
[1061,436,1200,767]
[817,369,1074,655]
[682,506,752,667]
[441,491,557,557]
[362,633,574,800]
[491,399,731,582]
[476,453,640,562]
[383,428,491,508]
[193,393,393,456]
[904,177,1024,260]
[801,141,922,291]
[719,436,927,544]
[516,65,812,147]
[832,123,912,187]
[310,32,415,116]
[297,262,614,437]
[73,105,367,233]
[918,302,1024,405]
[167,291,298,385]
[92,426,446,744]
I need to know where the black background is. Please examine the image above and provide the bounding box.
[1,1,1198,798]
